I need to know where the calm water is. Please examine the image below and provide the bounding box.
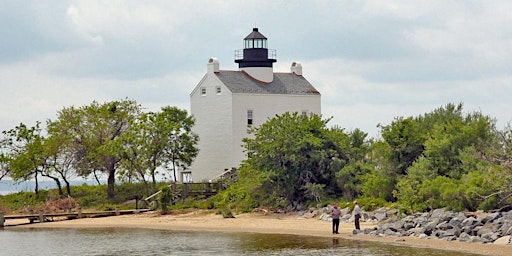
[0,228,480,256]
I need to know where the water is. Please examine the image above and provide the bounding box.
[0,228,480,256]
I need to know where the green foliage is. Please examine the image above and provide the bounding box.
[241,112,348,208]
[216,208,235,218]
[335,161,372,200]
[361,172,395,201]
[355,197,388,212]
[119,106,199,193]
[211,165,263,212]
[159,187,172,214]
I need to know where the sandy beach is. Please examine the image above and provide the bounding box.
[6,210,512,256]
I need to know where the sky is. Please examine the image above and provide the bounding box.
[1,0,511,138]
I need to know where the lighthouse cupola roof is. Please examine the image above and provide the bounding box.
[243,28,268,48]
[235,28,276,69]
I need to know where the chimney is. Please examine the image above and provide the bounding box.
[207,57,219,73]
[291,62,302,76]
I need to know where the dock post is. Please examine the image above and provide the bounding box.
[38,209,45,223]
[0,212,4,227]
[78,207,82,219]
[115,207,120,216]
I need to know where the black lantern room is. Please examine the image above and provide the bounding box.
[235,28,276,68]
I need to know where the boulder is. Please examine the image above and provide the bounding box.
[493,235,512,245]
[458,233,471,243]
[374,210,387,221]
[481,232,499,243]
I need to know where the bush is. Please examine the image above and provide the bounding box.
[216,208,234,218]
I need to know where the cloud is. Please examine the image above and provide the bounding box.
[0,0,511,139]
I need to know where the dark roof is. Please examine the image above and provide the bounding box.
[216,71,320,95]
[244,28,267,40]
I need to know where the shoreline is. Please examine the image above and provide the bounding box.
[6,210,512,256]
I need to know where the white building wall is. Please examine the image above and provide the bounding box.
[189,73,233,182]
[230,93,321,168]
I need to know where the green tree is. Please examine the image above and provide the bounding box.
[47,99,141,200]
[0,122,45,194]
[119,106,198,193]
[242,112,347,208]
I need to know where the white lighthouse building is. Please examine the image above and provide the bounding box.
[188,28,321,182]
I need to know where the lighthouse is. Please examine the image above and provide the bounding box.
[188,28,321,182]
[235,28,277,83]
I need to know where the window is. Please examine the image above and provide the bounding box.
[201,87,206,96]
[216,86,221,95]
[301,110,308,117]
[247,109,253,126]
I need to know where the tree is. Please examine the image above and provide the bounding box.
[47,99,141,200]
[119,106,199,193]
[242,112,347,207]
[0,122,45,194]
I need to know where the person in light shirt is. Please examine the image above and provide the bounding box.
[353,201,361,230]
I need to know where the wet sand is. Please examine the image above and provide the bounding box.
[6,210,512,256]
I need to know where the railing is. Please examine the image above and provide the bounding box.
[234,49,276,61]
[0,208,151,227]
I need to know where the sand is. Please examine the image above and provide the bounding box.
[6,210,512,256]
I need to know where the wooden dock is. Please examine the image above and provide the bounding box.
[0,208,151,227]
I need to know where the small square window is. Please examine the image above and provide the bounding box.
[216,86,221,95]
[247,109,253,126]
[201,87,206,96]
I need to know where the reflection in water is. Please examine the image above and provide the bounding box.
[0,228,481,256]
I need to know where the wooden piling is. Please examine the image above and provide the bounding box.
[78,207,82,219]
[0,212,4,227]
[115,207,120,216]
[38,209,44,223]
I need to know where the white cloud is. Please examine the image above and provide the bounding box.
[1,0,511,138]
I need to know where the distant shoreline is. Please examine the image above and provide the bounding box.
[7,210,512,256]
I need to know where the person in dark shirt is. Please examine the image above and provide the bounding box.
[330,203,341,234]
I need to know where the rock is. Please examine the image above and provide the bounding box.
[374,210,387,221]
[462,216,481,227]
[430,208,446,219]
[476,223,495,237]
[470,236,483,243]
[505,226,512,236]
[481,232,499,243]
[353,229,363,235]
[493,235,512,245]
[388,220,404,231]
[442,236,457,241]
[443,227,461,238]
[403,222,415,230]
[363,227,375,234]
[482,212,501,224]
[407,227,426,236]
[448,217,464,227]
[458,233,471,242]
[340,207,350,216]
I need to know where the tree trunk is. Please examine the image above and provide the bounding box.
[107,162,116,200]
[93,170,101,185]
[34,172,39,194]
[151,171,157,194]
[43,173,63,197]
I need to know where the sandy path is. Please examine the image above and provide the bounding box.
[6,211,512,256]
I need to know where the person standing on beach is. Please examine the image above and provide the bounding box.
[353,201,361,230]
[330,203,341,234]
